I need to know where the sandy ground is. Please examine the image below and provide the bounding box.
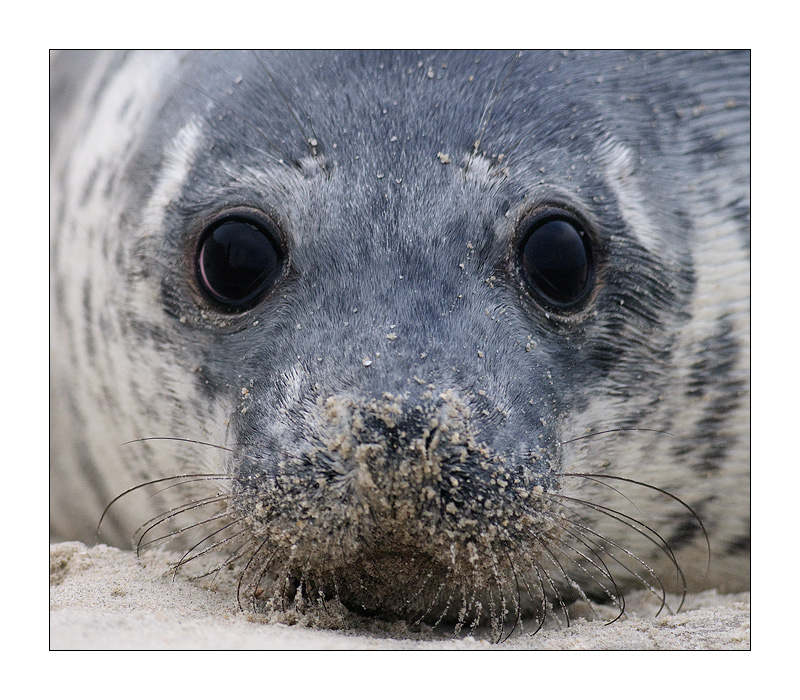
[50,541,749,650]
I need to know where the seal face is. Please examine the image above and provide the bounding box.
[50,50,750,632]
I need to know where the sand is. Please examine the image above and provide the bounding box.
[50,541,749,650]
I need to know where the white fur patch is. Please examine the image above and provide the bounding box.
[141,119,205,235]
[598,139,667,258]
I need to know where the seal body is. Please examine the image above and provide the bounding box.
[50,50,749,629]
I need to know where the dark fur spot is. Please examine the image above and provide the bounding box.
[81,278,95,360]
[726,531,750,555]
[668,509,705,550]
[684,315,747,473]
[79,163,101,206]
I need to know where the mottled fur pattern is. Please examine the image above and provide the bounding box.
[50,50,749,634]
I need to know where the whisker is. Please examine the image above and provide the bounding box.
[144,476,233,500]
[561,473,643,518]
[540,520,625,611]
[551,490,680,569]
[530,559,554,633]
[412,577,448,629]
[524,565,548,635]
[139,507,230,554]
[120,436,274,465]
[565,472,710,576]
[236,537,276,612]
[191,535,254,581]
[169,519,248,578]
[120,436,237,452]
[559,428,675,446]
[134,495,230,555]
[96,473,229,541]
[431,580,457,631]
[451,577,470,638]
[528,539,573,627]
[559,516,668,618]
[468,597,483,638]
[547,491,687,611]
[500,553,523,642]
[485,549,508,643]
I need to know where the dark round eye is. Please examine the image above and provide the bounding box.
[519,214,593,309]
[196,216,283,310]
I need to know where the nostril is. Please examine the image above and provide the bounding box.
[423,422,440,455]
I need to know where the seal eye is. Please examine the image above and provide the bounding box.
[519,214,593,310]
[196,216,283,309]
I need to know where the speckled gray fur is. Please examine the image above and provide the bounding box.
[50,50,749,631]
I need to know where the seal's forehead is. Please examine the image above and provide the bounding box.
[157,51,620,169]
[154,49,705,210]
[144,52,606,194]
[158,51,496,167]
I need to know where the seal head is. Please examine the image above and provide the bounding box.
[50,50,750,630]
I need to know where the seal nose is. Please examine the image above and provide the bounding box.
[318,388,481,501]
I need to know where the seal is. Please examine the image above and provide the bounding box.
[50,50,750,635]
